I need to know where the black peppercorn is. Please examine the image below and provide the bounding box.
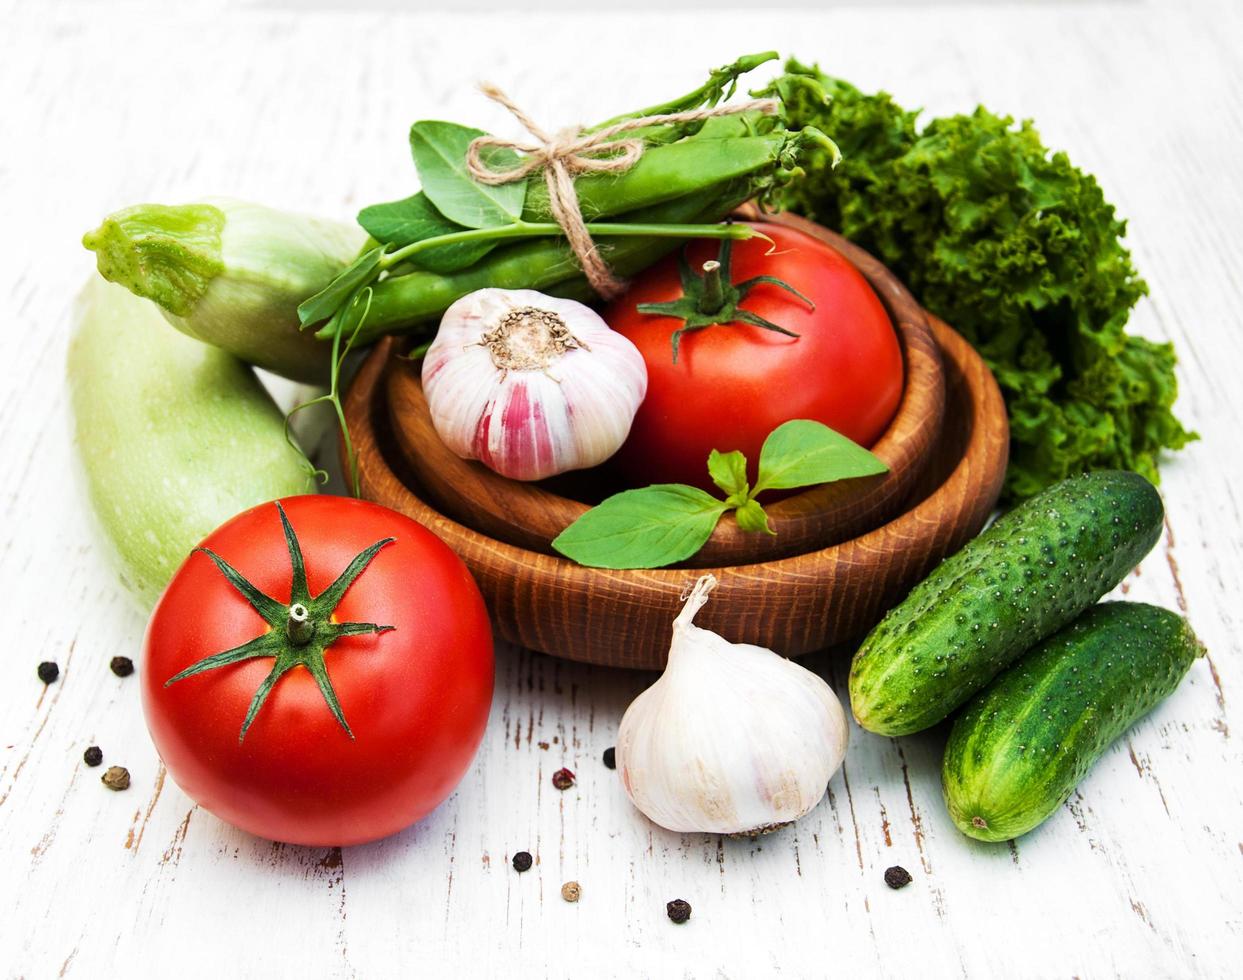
[37,661,59,684]
[666,899,692,924]
[551,767,575,790]
[884,865,913,890]
[110,656,134,678]
[512,850,533,872]
[83,746,103,767]
[602,747,616,770]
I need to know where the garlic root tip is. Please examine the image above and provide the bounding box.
[675,574,718,628]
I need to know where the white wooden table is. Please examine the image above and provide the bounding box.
[3,1,1241,976]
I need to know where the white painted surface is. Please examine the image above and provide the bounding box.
[2,0,1241,976]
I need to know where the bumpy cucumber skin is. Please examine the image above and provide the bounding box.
[849,471,1164,735]
[942,602,1201,842]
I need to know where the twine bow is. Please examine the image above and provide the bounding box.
[465,85,779,300]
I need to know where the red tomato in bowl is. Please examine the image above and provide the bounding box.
[141,495,493,847]
[605,223,903,490]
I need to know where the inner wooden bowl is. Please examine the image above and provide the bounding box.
[384,211,945,566]
[345,312,1009,670]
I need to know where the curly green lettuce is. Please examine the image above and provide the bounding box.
[766,62,1195,500]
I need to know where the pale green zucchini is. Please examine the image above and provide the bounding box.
[68,277,314,607]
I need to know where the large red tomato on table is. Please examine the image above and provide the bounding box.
[605,223,904,490]
[141,495,493,847]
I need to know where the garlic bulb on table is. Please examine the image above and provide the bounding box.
[421,288,647,481]
[617,576,849,836]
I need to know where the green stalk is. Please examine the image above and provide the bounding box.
[378,220,756,271]
[587,51,779,137]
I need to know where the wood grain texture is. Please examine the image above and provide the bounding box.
[2,1,1241,977]
[351,311,1005,668]
[387,211,946,565]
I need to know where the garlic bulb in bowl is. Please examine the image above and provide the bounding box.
[617,575,849,836]
[421,288,647,481]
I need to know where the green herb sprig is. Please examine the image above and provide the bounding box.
[551,420,887,569]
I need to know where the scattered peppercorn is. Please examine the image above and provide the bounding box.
[561,881,581,903]
[37,661,59,684]
[110,656,135,678]
[512,850,533,873]
[602,747,616,770]
[884,865,913,890]
[666,899,692,924]
[83,746,103,767]
[102,766,131,791]
[552,767,576,790]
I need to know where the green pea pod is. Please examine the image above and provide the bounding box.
[521,131,786,223]
[68,277,315,608]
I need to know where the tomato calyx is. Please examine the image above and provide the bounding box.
[165,502,396,742]
[634,235,815,363]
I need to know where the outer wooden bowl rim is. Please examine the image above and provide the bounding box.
[383,209,945,566]
[346,312,1010,669]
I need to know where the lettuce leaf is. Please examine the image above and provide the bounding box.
[768,62,1196,501]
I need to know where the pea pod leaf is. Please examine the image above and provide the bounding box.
[409,121,526,229]
[296,245,383,328]
[357,192,498,273]
[551,486,729,570]
[752,419,888,494]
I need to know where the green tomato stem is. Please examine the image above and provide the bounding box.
[286,603,314,645]
[698,260,725,314]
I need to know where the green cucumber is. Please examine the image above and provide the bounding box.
[68,277,315,608]
[849,471,1163,735]
[942,602,1201,841]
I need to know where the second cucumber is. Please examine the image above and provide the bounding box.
[942,602,1201,841]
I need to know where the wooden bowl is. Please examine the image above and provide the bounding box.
[345,312,1009,670]
[384,212,945,566]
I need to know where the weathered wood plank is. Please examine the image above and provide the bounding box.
[1,1,1240,977]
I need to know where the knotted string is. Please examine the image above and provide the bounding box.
[465,85,779,300]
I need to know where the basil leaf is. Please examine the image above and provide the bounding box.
[552,485,729,570]
[733,498,774,535]
[409,121,526,229]
[357,192,498,273]
[296,246,384,328]
[752,419,888,494]
[707,449,749,499]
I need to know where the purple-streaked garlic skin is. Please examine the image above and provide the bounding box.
[422,288,648,481]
